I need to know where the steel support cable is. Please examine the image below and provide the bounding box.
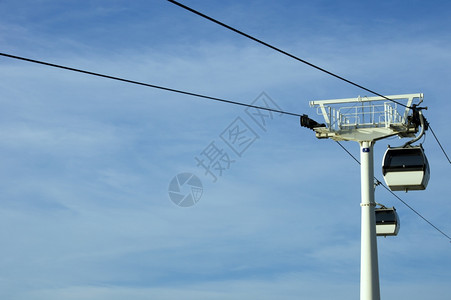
[0,52,301,118]
[167,0,408,109]
[168,1,451,169]
[335,141,451,242]
[1,52,448,241]
[429,124,451,164]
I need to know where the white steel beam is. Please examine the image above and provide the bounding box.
[309,93,423,106]
[360,141,380,300]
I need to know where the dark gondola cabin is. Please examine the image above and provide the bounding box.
[382,146,430,191]
[375,207,400,237]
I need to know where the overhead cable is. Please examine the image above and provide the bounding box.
[429,125,451,164]
[168,0,451,167]
[0,52,301,118]
[167,0,408,109]
[1,51,448,241]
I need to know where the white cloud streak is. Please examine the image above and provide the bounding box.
[0,1,450,299]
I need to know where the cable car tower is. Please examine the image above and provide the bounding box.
[302,93,428,300]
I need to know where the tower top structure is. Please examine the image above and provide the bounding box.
[309,93,423,142]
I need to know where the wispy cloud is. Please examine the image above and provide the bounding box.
[0,1,450,299]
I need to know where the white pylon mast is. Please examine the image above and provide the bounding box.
[306,93,423,300]
[359,140,380,300]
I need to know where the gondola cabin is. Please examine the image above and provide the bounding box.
[382,146,430,191]
[375,207,400,237]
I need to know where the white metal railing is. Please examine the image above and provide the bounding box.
[316,102,406,131]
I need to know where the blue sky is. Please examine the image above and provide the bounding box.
[1,1,450,299]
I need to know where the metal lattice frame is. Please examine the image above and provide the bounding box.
[309,93,423,142]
